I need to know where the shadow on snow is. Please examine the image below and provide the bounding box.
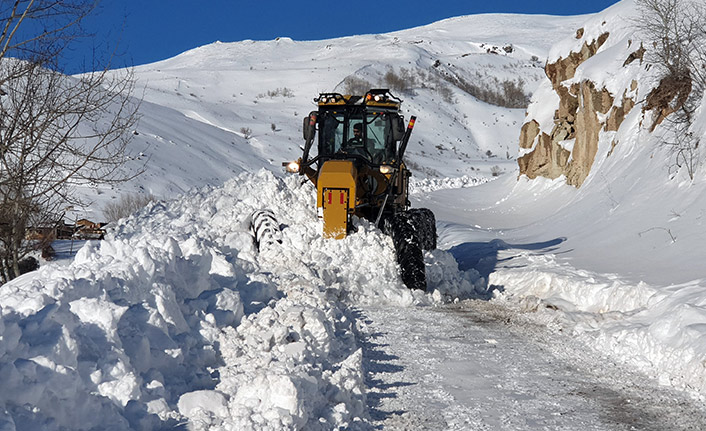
[448,237,567,296]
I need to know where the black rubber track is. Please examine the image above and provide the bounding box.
[387,212,427,290]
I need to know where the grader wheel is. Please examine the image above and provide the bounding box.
[386,212,427,290]
[408,208,437,251]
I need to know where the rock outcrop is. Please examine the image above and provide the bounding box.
[518,32,639,187]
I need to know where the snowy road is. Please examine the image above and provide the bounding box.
[360,301,706,430]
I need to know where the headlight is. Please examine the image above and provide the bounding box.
[379,165,393,174]
[285,161,300,173]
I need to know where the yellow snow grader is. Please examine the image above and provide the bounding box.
[256,89,436,290]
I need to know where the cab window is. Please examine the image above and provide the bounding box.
[320,112,344,156]
[365,112,396,164]
[319,110,398,164]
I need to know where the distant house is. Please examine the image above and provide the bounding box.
[25,219,107,241]
[56,222,75,239]
[76,219,100,230]
[74,219,107,240]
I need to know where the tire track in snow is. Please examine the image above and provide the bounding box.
[359,301,706,430]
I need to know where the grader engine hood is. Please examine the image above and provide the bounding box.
[317,160,357,239]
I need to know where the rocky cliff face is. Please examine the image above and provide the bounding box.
[517,28,644,187]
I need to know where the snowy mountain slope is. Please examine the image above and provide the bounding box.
[424,0,706,284]
[414,0,706,402]
[80,13,587,221]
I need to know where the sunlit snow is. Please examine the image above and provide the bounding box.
[3,0,706,429]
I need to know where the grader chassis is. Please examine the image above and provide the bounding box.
[256,89,436,290]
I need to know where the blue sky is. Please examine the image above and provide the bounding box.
[67,0,621,73]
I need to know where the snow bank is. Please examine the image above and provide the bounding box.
[0,169,480,430]
[409,175,491,195]
[490,252,706,399]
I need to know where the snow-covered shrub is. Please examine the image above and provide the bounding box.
[239,127,252,139]
[103,193,159,222]
[340,75,372,95]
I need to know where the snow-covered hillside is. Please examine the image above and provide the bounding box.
[79,13,586,221]
[5,2,706,429]
[417,0,706,402]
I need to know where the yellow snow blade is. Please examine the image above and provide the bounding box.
[317,160,357,239]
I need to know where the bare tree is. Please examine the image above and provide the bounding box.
[0,1,140,282]
[635,0,706,179]
[636,0,706,87]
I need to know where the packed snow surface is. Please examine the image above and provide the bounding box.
[362,303,706,430]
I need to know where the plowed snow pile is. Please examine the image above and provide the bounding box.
[0,170,481,430]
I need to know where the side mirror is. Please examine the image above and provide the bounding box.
[303,112,317,141]
[392,116,405,141]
